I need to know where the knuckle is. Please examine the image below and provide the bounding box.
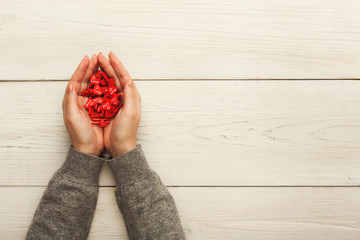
[113,60,121,68]
[127,110,139,120]
[64,113,76,123]
[123,74,132,82]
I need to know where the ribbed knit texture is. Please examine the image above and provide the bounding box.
[26,147,104,240]
[26,145,185,240]
[107,145,186,240]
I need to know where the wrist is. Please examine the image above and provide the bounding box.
[73,144,103,157]
[110,142,136,157]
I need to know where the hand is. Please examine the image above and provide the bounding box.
[98,52,141,157]
[62,55,104,156]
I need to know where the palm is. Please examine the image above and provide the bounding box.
[76,95,104,147]
[103,115,118,152]
[103,109,128,153]
[103,123,112,151]
[98,51,140,157]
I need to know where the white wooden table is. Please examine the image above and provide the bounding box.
[1,0,360,239]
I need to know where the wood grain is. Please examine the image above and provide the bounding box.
[0,80,359,186]
[1,187,359,239]
[1,0,360,80]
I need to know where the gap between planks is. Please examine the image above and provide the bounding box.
[0,79,360,82]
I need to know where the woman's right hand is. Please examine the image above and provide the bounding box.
[98,52,142,157]
[62,55,104,156]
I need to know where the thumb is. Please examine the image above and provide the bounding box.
[63,82,79,115]
[122,79,140,114]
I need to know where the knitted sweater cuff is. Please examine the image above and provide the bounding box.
[56,146,105,186]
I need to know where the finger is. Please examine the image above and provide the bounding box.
[81,54,98,92]
[97,52,121,89]
[63,82,79,116]
[70,55,89,93]
[108,51,131,89]
[93,62,99,74]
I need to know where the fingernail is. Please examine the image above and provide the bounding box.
[128,78,132,86]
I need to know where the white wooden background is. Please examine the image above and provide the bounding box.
[1,0,360,239]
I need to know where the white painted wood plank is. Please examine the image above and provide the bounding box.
[0,80,359,186]
[1,187,360,239]
[1,0,360,80]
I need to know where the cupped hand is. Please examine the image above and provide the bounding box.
[62,55,104,156]
[98,52,141,157]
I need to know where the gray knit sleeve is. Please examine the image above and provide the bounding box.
[26,146,104,240]
[107,145,186,240]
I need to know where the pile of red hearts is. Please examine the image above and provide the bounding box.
[81,70,123,127]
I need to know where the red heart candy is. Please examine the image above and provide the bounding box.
[80,70,123,127]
